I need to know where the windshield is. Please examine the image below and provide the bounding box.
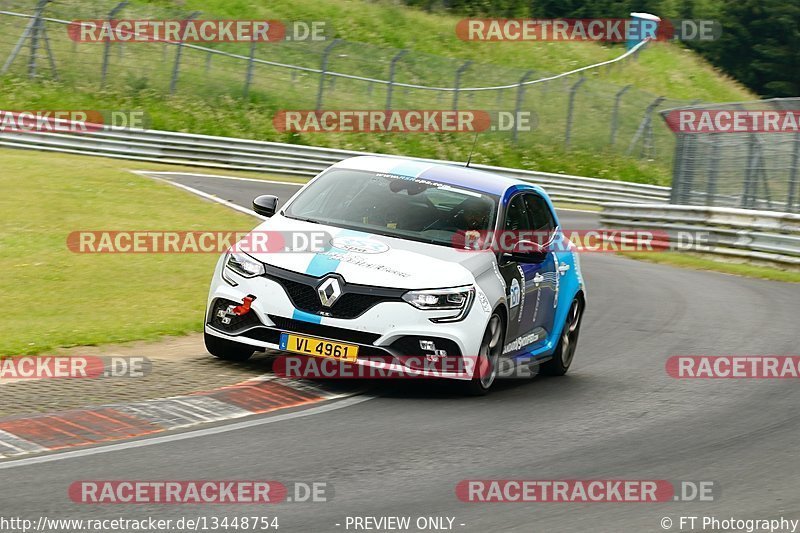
[284,169,498,247]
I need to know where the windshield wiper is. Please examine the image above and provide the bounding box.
[285,215,321,224]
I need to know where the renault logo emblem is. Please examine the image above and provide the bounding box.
[317,277,342,307]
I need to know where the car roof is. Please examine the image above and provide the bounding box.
[331,155,546,197]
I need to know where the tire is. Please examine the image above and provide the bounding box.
[205,331,255,362]
[460,312,505,396]
[541,298,582,376]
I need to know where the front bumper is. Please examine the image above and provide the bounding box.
[205,257,490,380]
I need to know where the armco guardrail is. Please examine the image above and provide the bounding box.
[0,126,670,206]
[601,203,800,266]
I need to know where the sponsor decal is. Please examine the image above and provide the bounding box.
[509,278,521,308]
[319,251,410,277]
[502,330,540,355]
[476,289,491,312]
[330,237,389,254]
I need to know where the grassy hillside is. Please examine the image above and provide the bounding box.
[0,148,266,356]
[0,0,754,184]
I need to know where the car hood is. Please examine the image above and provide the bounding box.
[242,215,494,290]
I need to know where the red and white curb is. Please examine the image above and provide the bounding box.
[0,376,352,459]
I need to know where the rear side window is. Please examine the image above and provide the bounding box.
[504,194,529,231]
[524,194,556,233]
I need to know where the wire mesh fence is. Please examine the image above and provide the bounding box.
[0,0,698,165]
[665,98,800,213]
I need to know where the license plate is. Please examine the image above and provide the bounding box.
[279,333,359,362]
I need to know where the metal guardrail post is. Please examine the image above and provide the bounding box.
[512,70,534,145]
[101,2,128,88]
[564,77,586,149]
[609,85,631,146]
[452,60,472,111]
[169,11,201,95]
[243,40,257,100]
[316,39,341,111]
[385,49,408,111]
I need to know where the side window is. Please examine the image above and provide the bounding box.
[504,194,529,231]
[524,194,556,234]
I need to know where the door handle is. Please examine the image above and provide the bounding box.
[557,264,571,275]
[533,273,544,284]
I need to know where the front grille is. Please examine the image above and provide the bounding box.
[268,315,381,345]
[264,265,405,319]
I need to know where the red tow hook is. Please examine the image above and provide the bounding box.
[232,295,256,316]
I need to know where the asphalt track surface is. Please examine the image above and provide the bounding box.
[3,173,799,532]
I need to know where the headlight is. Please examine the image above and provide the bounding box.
[402,286,475,322]
[224,251,265,278]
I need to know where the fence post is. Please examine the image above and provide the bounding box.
[564,77,586,149]
[512,70,534,144]
[316,39,341,111]
[385,49,408,111]
[743,135,757,208]
[2,17,36,76]
[706,138,720,206]
[452,60,472,111]
[101,1,128,88]
[243,40,257,100]
[626,95,665,157]
[788,133,800,213]
[669,133,686,204]
[27,0,51,80]
[169,11,201,95]
[609,84,631,146]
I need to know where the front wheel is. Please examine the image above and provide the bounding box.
[460,313,504,396]
[205,331,254,362]
[541,298,582,376]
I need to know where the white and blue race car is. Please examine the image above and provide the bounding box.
[205,156,585,394]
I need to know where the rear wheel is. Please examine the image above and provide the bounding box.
[541,298,582,376]
[461,313,504,396]
[205,331,254,362]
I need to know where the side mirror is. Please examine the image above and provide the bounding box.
[502,240,548,263]
[253,195,279,217]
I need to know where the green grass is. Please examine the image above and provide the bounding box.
[0,148,265,356]
[0,0,755,185]
[624,252,800,283]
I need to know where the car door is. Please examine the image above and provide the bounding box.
[498,192,558,356]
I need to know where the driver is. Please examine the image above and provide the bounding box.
[456,198,490,231]
[453,198,491,250]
